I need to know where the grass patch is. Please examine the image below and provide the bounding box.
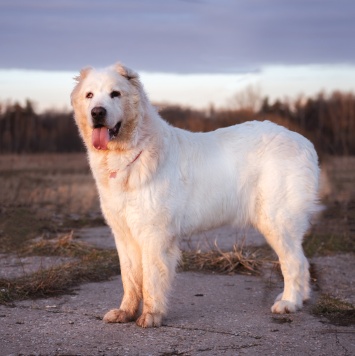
[21,231,95,257]
[181,243,276,275]
[1,235,276,304]
[312,294,355,326]
[0,206,59,253]
[303,233,355,258]
[0,205,105,254]
[0,234,120,305]
[0,154,101,250]
[304,199,355,257]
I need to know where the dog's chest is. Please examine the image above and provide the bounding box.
[96,172,128,207]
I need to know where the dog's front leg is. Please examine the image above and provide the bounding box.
[103,235,142,323]
[136,236,180,328]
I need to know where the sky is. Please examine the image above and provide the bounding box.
[1,0,355,111]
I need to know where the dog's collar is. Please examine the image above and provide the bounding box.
[109,150,143,179]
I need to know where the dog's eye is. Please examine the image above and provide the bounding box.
[86,92,93,99]
[110,91,121,98]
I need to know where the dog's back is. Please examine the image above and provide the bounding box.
[163,120,319,237]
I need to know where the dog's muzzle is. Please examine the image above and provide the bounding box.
[90,106,121,150]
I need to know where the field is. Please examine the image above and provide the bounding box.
[0,154,98,217]
[0,153,354,253]
[0,154,354,324]
[0,154,103,252]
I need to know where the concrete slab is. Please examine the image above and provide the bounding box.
[77,226,116,250]
[0,254,77,279]
[1,273,353,356]
[1,226,354,355]
[312,254,355,305]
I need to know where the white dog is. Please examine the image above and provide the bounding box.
[71,63,320,328]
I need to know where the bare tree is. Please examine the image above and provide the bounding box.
[227,85,262,113]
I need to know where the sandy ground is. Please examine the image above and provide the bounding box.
[1,225,354,356]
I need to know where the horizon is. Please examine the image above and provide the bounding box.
[1,63,355,113]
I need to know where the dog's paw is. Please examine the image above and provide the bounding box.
[136,313,162,328]
[271,300,299,314]
[103,309,134,323]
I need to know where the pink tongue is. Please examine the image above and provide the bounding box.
[92,127,109,150]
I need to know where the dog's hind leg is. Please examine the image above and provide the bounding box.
[103,234,143,323]
[256,211,310,314]
[270,237,310,314]
[136,235,180,328]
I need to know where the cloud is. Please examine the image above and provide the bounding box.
[0,0,354,73]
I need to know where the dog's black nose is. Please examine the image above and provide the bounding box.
[91,106,107,125]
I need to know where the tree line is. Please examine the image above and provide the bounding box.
[160,90,355,156]
[0,91,355,155]
[0,100,83,153]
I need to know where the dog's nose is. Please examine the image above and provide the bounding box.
[91,106,107,125]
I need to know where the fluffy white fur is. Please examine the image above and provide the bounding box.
[71,63,320,328]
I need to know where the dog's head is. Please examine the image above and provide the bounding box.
[71,63,143,151]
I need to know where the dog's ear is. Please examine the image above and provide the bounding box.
[71,67,93,106]
[114,63,139,81]
[74,66,93,82]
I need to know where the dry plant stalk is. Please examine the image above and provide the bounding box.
[181,241,276,275]
[22,231,93,257]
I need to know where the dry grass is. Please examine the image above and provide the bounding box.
[0,234,276,305]
[181,242,277,275]
[0,154,99,217]
[22,231,94,258]
[1,153,354,256]
[304,156,355,257]
[0,252,120,304]
[0,153,89,172]
[304,198,355,258]
[0,233,120,305]
[0,206,58,253]
[0,154,103,253]
[321,156,355,202]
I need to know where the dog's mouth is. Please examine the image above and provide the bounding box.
[108,122,122,140]
[92,122,121,150]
